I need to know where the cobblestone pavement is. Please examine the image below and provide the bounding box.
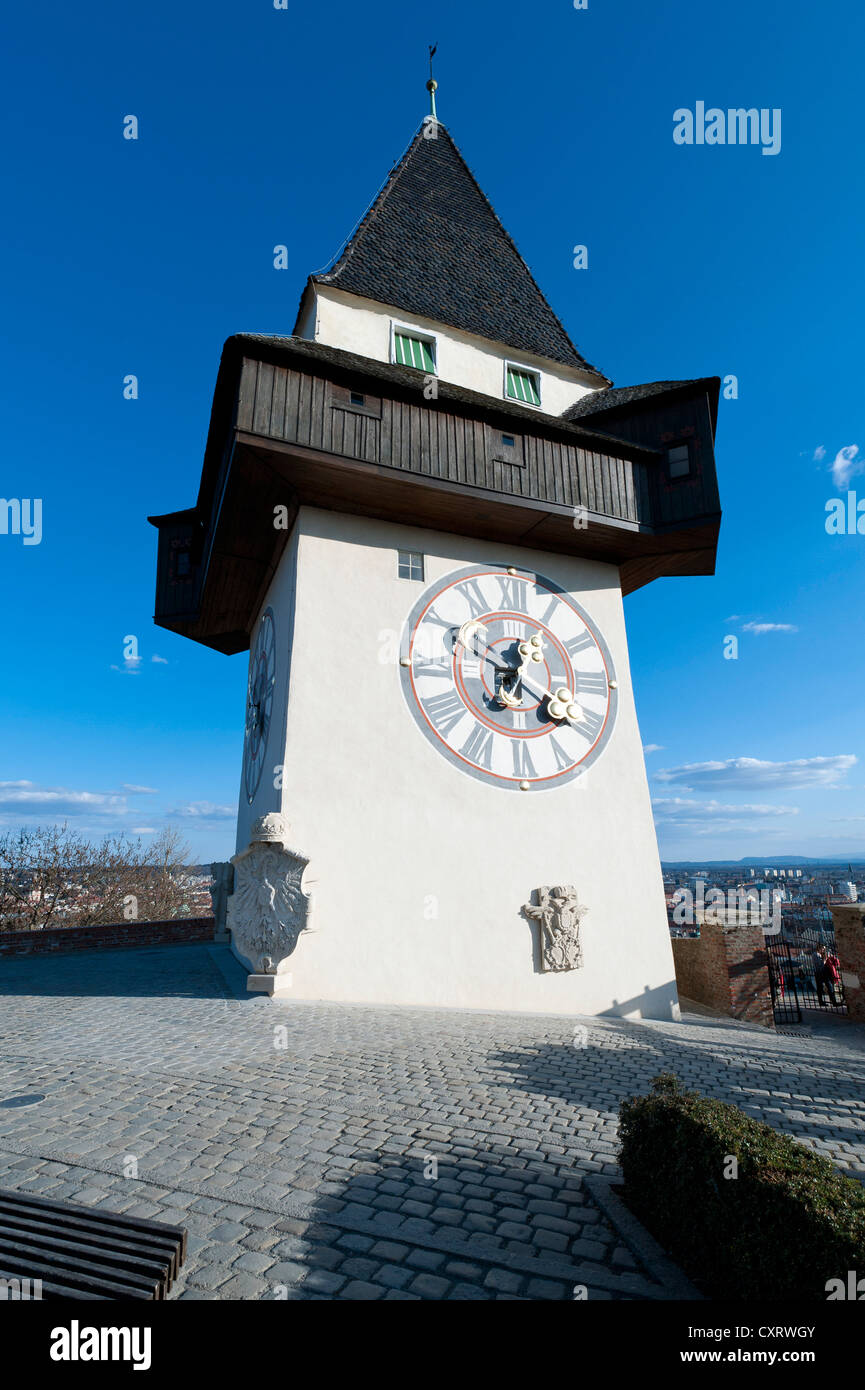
[1,943,864,1301]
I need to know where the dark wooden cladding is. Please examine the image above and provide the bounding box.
[236,356,663,527]
[579,391,721,529]
[152,514,200,623]
[152,342,721,652]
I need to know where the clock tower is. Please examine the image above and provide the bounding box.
[150,105,721,1019]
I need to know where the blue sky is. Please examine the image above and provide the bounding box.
[1,0,863,864]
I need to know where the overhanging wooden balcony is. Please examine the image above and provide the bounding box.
[149,336,721,655]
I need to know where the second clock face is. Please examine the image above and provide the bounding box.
[244,607,276,804]
[399,564,618,792]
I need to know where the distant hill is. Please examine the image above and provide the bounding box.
[662,857,865,869]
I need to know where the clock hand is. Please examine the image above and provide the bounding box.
[455,619,512,674]
[516,667,587,726]
[456,622,555,712]
[502,637,589,725]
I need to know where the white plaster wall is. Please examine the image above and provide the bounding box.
[237,506,677,1020]
[305,285,600,418]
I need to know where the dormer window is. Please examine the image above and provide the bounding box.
[505,363,541,407]
[392,326,436,373]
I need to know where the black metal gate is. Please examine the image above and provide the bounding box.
[766,940,801,1024]
[766,926,847,1025]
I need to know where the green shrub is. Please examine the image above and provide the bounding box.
[618,1074,865,1300]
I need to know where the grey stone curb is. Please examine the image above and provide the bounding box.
[583,1175,703,1300]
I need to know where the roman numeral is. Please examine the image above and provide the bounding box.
[574,672,607,697]
[423,605,455,633]
[459,578,490,619]
[573,706,604,741]
[460,723,496,769]
[564,631,596,658]
[422,690,465,737]
[511,711,526,731]
[549,736,573,771]
[512,740,536,778]
[496,576,529,612]
[503,619,523,639]
[538,595,559,626]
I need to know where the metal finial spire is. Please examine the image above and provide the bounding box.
[426,44,438,120]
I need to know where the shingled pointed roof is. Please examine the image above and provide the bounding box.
[309,122,609,383]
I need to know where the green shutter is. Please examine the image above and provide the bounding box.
[395,332,434,373]
[506,367,540,406]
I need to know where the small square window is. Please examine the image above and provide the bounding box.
[398,550,424,581]
[667,444,690,478]
[393,330,436,373]
[350,391,365,406]
[502,434,516,448]
[505,364,541,407]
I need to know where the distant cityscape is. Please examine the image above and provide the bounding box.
[663,860,861,940]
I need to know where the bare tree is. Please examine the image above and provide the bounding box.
[0,824,194,932]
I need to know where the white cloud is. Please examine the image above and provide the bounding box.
[643,744,664,754]
[122,784,159,795]
[0,781,128,817]
[110,657,142,676]
[169,802,235,820]
[653,798,798,823]
[653,755,856,791]
[741,621,798,635]
[829,445,863,488]
[151,655,168,665]
[130,825,157,834]
[813,445,826,462]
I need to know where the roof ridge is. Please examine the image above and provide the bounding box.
[310,121,609,383]
[428,125,609,384]
[314,122,427,280]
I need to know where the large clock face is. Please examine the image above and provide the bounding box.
[399,564,617,792]
[244,607,276,804]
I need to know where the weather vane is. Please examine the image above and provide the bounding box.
[427,44,438,120]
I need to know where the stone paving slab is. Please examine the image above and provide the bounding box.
[0,942,864,1300]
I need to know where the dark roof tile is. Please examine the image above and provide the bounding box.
[309,123,609,383]
[563,377,718,420]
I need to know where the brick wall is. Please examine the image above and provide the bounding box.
[0,917,215,958]
[831,903,865,1022]
[671,930,729,1013]
[672,921,774,1027]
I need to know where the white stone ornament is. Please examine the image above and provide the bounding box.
[227,813,313,993]
[523,885,588,972]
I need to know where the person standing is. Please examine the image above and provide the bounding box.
[816,947,842,1006]
[824,947,842,1005]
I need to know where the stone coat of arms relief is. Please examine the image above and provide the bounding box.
[523,885,588,972]
[226,813,313,981]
